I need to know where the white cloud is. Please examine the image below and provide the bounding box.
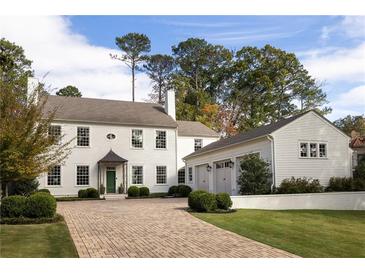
[320,16,365,41]
[0,16,151,101]
[302,42,365,83]
[327,85,365,120]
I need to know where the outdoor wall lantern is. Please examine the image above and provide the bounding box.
[206,164,212,172]
[228,160,234,168]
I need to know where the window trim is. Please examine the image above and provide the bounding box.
[319,143,328,158]
[154,129,167,150]
[194,138,203,152]
[76,126,90,147]
[130,129,144,149]
[130,164,144,185]
[47,165,62,187]
[75,164,90,186]
[178,168,186,184]
[298,141,328,159]
[155,165,167,185]
[49,125,62,144]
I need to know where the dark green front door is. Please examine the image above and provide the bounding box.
[106,169,116,193]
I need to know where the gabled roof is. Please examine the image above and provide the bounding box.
[183,110,325,160]
[350,136,365,148]
[44,95,178,128]
[98,150,128,163]
[177,121,220,138]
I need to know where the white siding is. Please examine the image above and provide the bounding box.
[271,112,351,186]
[38,122,177,196]
[184,137,272,195]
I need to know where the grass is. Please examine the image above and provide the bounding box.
[0,221,78,258]
[192,209,365,258]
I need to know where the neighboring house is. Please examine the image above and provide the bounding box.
[350,131,365,169]
[38,90,218,196]
[183,110,353,195]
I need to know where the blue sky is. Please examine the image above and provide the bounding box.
[0,16,364,120]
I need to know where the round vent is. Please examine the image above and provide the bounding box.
[106,133,116,140]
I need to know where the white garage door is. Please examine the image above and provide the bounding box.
[215,160,232,194]
[196,164,209,191]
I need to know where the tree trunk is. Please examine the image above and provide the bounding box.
[132,62,135,102]
[158,82,162,104]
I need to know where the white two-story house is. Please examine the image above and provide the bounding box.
[38,90,219,196]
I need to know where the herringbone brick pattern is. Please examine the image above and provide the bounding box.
[58,198,297,258]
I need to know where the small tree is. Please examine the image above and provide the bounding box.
[111,33,151,102]
[0,78,72,196]
[237,154,271,195]
[56,85,82,97]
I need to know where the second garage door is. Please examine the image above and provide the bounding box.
[196,164,209,191]
[215,160,232,194]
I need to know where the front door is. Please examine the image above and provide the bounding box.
[106,168,116,193]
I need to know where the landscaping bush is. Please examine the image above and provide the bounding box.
[168,185,178,196]
[177,185,192,197]
[139,186,150,196]
[238,154,271,195]
[128,186,140,197]
[10,180,39,196]
[215,193,232,210]
[352,178,365,191]
[188,190,207,211]
[37,189,51,194]
[86,188,99,198]
[276,177,323,194]
[24,192,56,218]
[99,184,105,195]
[0,195,27,218]
[78,189,88,198]
[199,193,217,212]
[326,177,365,192]
[354,161,365,180]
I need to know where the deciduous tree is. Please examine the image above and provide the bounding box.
[56,85,82,97]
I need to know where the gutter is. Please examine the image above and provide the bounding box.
[267,135,276,190]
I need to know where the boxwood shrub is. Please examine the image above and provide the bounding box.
[215,193,232,210]
[86,187,99,198]
[276,177,324,194]
[78,189,88,198]
[188,190,207,211]
[177,185,192,197]
[198,193,217,212]
[168,185,178,196]
[24,192,56,218]
[0,195,27,218]
[38,189,51,194]
[139,186,150,196]
[326,177,365,192]
[128,186,140,197]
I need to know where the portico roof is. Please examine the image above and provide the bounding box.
[98,150,128,164]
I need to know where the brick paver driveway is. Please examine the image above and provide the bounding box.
[58,198,297,258]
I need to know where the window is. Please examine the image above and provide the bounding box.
[131,129,143,148]
[188,167,193,183]
[156,166,167,184]
[47,165,61,186]
[178,168,185,184]
[310,143,317,157]
[132,166,143,184]
[76,165,89,185]
[319,143,327,158]
[49,125,61,139]
[77,127,89,146]
[300,143,308,157]
[194,139,202,151]
[155,130,166,149]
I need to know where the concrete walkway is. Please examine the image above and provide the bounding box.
[58,198,297,258]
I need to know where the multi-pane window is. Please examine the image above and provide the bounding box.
[319,143,327,158]
[300,143,308,157]
[188,167,193,183]
[131,129,143,148]
[194,139,202,151]
[132,166,143,184]
[310,143,317,157]
[49,125,61,140]
[47,165,61,186]
[77,127,90,146]
[178,168,185,184]
[155,130,167,149]
[76,165,89,185]
[156,166,167,184]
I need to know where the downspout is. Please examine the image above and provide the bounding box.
[267,135,276,190]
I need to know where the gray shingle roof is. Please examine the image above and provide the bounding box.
[98,150,128,163]
[184,111,312,159]
[44,95,178,128]
[177,121,220,137]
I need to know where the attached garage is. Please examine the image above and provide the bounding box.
[214,160,232,193]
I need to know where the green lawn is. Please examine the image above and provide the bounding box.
[0,222,78,258]
[192,209,365,258]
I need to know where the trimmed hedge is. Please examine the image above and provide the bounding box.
[24,192,56,218]
[139,186,150,196]
[177,185,192,197]
[199,193,217,212]
[188,190,207,211]
[216,193,232,210]
[38,189,51,194]
[0,195,27,218]
[326,177,365,192]
[128,186,140,197]
[78,189,88,198]
[276,177,324,194]
[86,188,99,198]
[168,185,178,196]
